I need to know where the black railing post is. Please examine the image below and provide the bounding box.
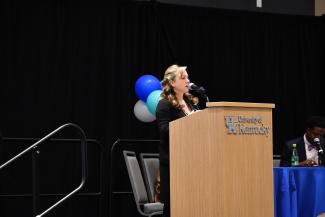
[32,146,41,217]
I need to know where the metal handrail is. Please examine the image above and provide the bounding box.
[0,123,88,217]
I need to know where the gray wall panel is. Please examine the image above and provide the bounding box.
[154,0,315,15]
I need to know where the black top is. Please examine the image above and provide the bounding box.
[280,136,325,167]
[156,97,197,165]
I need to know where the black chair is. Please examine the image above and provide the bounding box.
[139,153,160,203]
[123,151,163,217]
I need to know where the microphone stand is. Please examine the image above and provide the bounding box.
[194,86,209,102]
[203,94,210,102]
[316,143,324,166]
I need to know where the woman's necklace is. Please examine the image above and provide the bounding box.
[180,101,191,116]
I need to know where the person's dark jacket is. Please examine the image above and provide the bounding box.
[156,97,197,165]
[280,136,325,167]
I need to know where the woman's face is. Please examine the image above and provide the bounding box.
[171,69,190,94]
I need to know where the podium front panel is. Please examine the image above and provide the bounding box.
[170,103,274,217]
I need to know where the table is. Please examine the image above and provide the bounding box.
[274,167,325,217]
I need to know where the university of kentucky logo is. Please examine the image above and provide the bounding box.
[224,115,270,137]
[224,116,237,134]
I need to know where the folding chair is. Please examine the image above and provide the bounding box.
[140,153,160,203]
[123,151,163,217]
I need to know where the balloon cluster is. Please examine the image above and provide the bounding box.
[134,75,162,122]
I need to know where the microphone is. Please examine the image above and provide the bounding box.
[189,82,209,102]
[314,138,323,154]
[189,83,206,93]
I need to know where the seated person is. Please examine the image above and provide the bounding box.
[280,116,325,167]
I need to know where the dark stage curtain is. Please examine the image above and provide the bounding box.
[1,2,325,217]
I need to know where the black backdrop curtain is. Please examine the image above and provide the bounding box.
[1,2,325,217]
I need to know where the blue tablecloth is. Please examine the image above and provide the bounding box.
[274,167,325,217]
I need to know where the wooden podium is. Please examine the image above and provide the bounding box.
[169,102,275,217]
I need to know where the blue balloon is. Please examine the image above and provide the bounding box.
[135,75,162,102]
[146,90,162,115]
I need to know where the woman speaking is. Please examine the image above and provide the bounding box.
[156,64,198,217]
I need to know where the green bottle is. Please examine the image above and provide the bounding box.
[291,143,299,166]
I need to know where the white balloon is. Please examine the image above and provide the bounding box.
[134,100,156,122]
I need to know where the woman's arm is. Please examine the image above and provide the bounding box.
[156,99,172,136]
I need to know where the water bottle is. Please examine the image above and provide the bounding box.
[291,143,299,166]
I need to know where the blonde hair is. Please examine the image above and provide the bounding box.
[161,64,198,109]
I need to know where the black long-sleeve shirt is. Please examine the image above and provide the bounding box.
[156,97,197,164]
